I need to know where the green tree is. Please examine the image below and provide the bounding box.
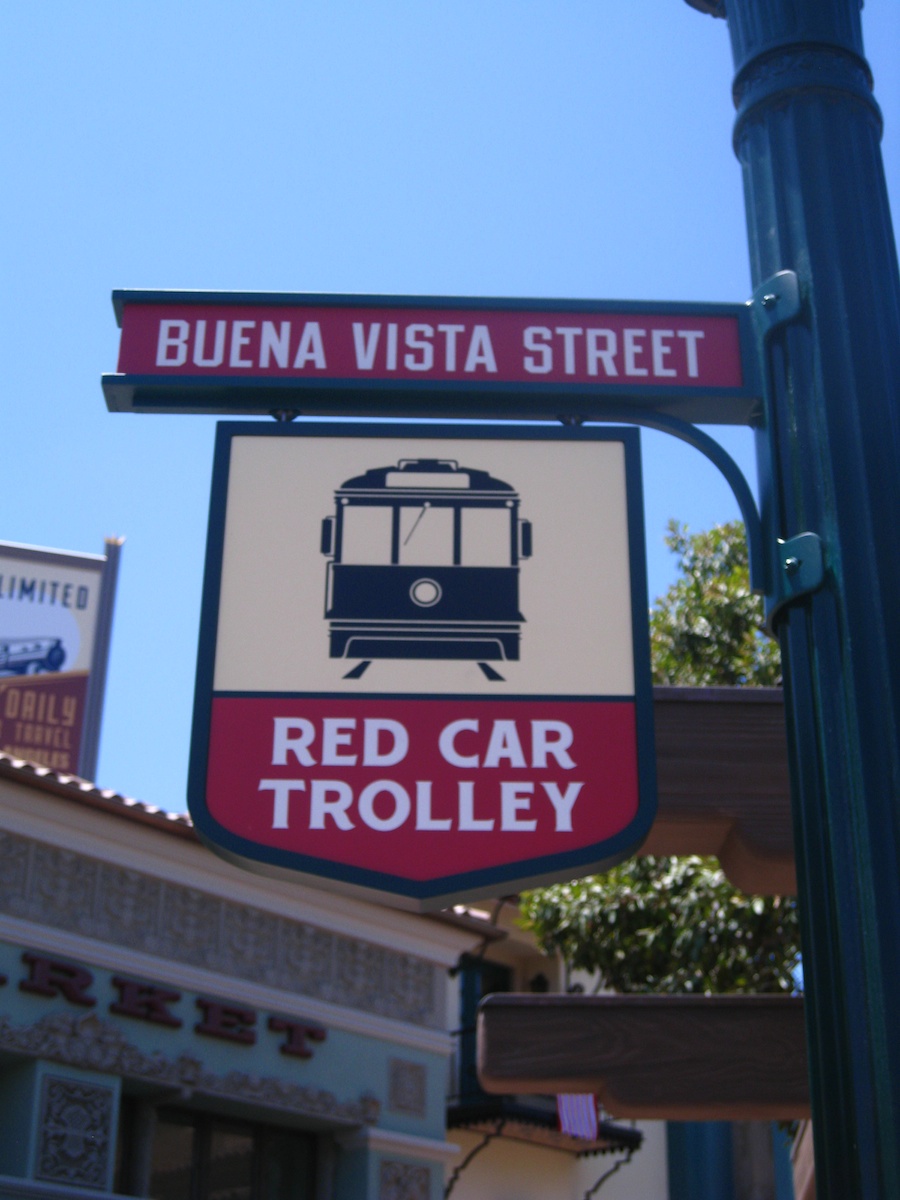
[520,857,799,994]
[650,519,781,686]
[519,521,799,996]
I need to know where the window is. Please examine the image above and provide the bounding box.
[398,504,454,566]
[339,504,393,564]
[460,506,512,566]
[116,1104,316,1200]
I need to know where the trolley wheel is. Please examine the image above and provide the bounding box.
[478,662,505,681]
[343,660,371,680]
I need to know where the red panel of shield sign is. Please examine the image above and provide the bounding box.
[188,422,656,912]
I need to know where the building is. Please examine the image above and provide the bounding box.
[0,752,669,1200]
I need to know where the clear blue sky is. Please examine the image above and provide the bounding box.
[2,2,897,811]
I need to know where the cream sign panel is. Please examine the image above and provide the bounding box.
[213,435,635,697]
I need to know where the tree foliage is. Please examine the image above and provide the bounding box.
[519,522,798,996]
[650,519,781,686]
[520,857,799,994]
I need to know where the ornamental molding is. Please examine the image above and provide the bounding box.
[0,1011,379,1128]
[338,1127,461,1165]
[0,829,442,1029]
[734,44,872,104]
[388,1058,428,1117]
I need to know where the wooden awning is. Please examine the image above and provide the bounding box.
[477,993,809,1121]
[646,687,795,894]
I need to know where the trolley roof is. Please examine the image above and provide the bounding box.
[337,458,516,495]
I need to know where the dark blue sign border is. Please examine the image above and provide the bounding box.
[188,421,657,910]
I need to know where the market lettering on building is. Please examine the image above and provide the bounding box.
[11,952,326,1058]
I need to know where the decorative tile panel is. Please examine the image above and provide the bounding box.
[336,939,386,1006]
[388,1059,428,1117]
[94,864,162,943]
[280,921,336,992]
[220,904,280,974]
[384,958,438,1026]
[29,845,96,928]
[0,831,443,1027]
[35,1075,114,1189]
[379,1160,431,1200]
[0,832,30,912]
[158,886,221,961]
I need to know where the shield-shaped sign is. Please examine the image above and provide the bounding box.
[188,422,655,911]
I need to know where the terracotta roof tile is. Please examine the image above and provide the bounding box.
[0,751,196,839]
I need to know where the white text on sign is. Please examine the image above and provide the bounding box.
[257,716,584,835]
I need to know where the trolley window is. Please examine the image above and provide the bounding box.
[340,504,393,564]
[398,503,454,566]
[460,506,513,567]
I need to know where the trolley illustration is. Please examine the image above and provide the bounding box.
[320,458,532,680]
[0,636,66,675]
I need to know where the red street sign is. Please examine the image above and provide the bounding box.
[188,422,656,911]
[104,291,760,424]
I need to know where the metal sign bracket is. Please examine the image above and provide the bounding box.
[578,410,767,596]
[749,269,817,627]
[767,531,826,632]
[752,270,803,336]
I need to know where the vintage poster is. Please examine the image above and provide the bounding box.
[0,540,121,776]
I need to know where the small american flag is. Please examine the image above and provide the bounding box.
[557,1093,599,1140]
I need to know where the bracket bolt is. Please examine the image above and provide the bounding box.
[784,556,801,576]
[761,293,779,309]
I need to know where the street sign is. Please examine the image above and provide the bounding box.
[188,422,655,910]
[103,291,761,424]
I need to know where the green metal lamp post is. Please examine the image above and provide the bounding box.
[684,1,900,1195]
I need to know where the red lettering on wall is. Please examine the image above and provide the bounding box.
[110,977,183,1028]
[20,953,96,1006]
[195,998,257,1044]
[13,952,328,1055]
[267,1015,327,1058]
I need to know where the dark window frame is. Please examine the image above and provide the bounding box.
[116,1100,317,1200]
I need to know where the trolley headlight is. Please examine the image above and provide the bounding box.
[410,578,442,607]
